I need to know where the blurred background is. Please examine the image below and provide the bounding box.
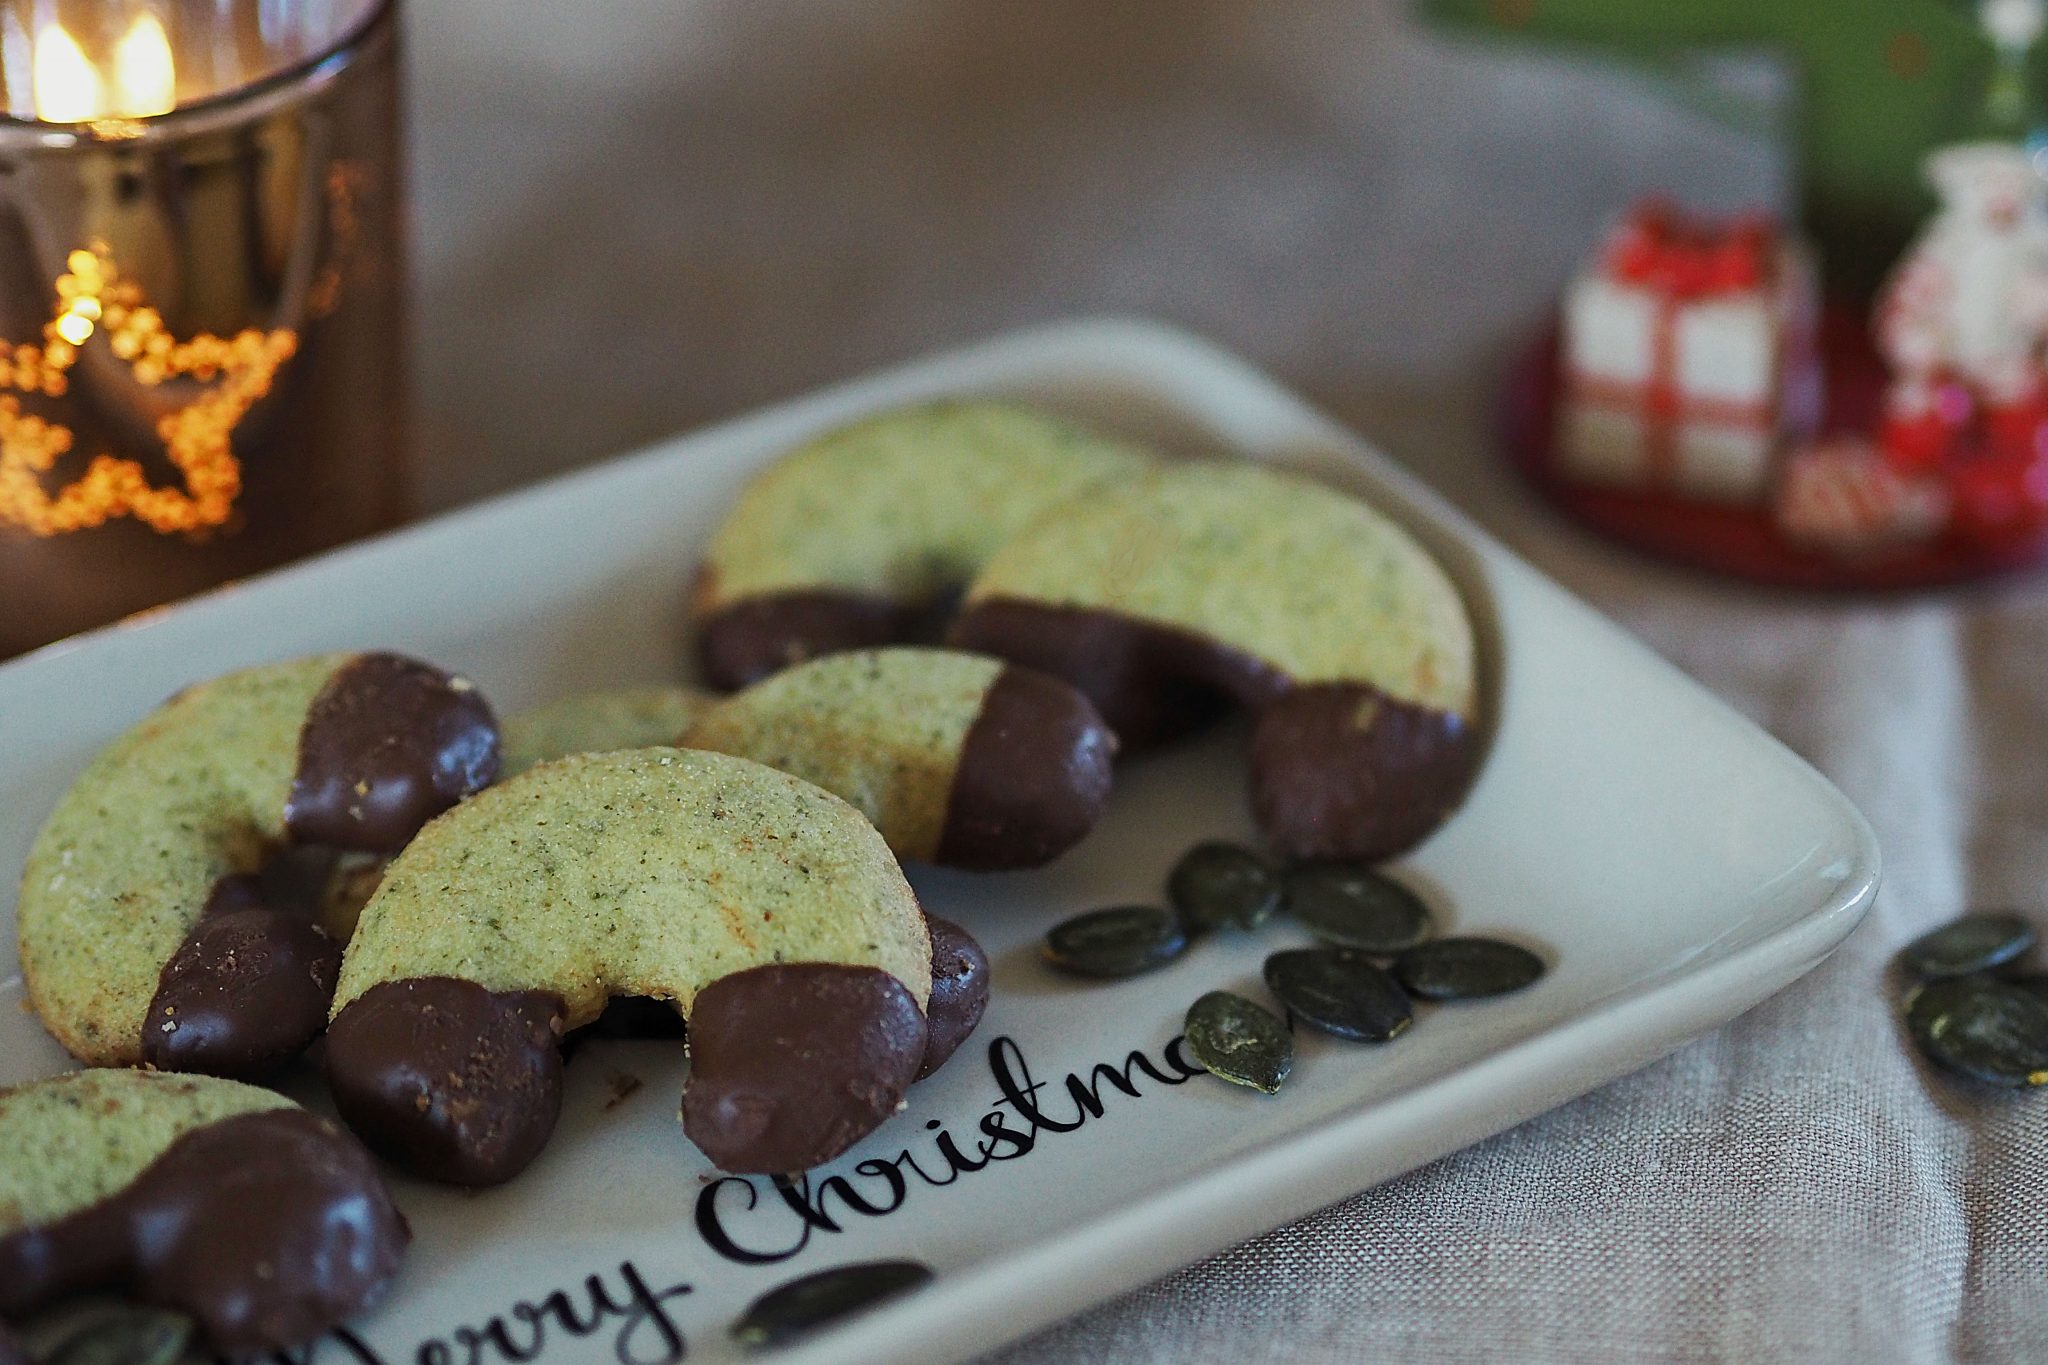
[405,0,1788,560]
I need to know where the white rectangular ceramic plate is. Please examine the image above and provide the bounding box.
[0,319,1878,1365]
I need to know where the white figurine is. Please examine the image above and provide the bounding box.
[1875,141,2048,410]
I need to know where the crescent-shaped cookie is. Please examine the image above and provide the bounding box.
[325,747,937,1181]
[693,402,1155,689]
[951,462,1481,860]
[17,653,498,1076]
[0,1070,407,1355]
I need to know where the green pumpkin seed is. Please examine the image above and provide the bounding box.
[1184,990,1292,1093]
[1904,975,1993,1038]
[2008,973,2048,1005]
[731,1259,933,1349]
[1910,978,2048,1088]
[46,1309,192,1365]
[1283,862,1434,953]
[1043,906,1189,978]
[1395,937,1545,1000]
[1263,948,1413,1042]
[1168,841,1281,931]
[1898,912,2036,979]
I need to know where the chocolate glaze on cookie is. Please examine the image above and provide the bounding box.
[696,586,924,692]
[695,583,967,696]
[1249,684,1479,861]
[949,600,1288,748]
[681,963,927,1174]
[934,666,1117,871]
[952,600,1480,862]
[142,903,342,1080]
[286,653,501,850]
[325,977,566,1187]
[916,917,991,1081]
[0,1109,408,1356]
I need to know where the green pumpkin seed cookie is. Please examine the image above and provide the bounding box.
[17,653,498,1077]
[951,461,1482,861]
[693,402,1155,689]
[325,747,937,1182]
[0,1070,406,1355]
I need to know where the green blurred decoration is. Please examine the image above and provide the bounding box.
[1422,0,2039,296]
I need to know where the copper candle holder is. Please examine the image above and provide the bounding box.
[0,0,406,658]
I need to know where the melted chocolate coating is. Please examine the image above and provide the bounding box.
[916,916,991,1081]
[1250,683,1480,861]
[325,978,565,1187]
[285,653,500,852]
[0,1110,408,1356]
[681,963,926,1174]
[696,589,926,692]
[936,665,1116,870]
[954,598,1479,861]
[142,904,342,1081]
[948,599,1287,747]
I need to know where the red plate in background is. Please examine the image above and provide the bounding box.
[1503,303,2048,590]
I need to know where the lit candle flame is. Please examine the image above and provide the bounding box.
[32,14,176,123]
[32,24,103,124]
[112,14,175,118]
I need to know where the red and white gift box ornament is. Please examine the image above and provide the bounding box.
[1556,202,1819,505]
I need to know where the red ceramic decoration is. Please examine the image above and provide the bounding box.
[1509,192,2048,590]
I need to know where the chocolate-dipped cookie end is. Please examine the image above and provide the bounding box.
[1249,683,1479,861]
[286,653,500,852]
[142,903,341,1080]
[681,963,926,1173]
[917,916,992,1081]
[0,1108,408,1356]
[936,665,1116,870]
[325,977,565,1186]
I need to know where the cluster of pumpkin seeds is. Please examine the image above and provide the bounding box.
[731,1259,933,1351]
[1897,911,2048,1090]
[1043,839,1548,1094]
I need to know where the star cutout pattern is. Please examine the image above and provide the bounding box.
[0,245,297,537]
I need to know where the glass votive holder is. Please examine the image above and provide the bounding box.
[0,0,406,658]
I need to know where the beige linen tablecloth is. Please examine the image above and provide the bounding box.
[412,2,2048,1358]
